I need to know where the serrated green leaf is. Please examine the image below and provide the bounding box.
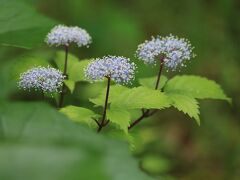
[64,80,75,93]
[167,92,200,125]
[0,0,56,48]
[60,105,98,127]
[111,86,171,110]
[107,108,131,134]
[164,75,231,103]
[91,85,171,110]
[139,75,168,89]
[89,85,129,106]
[55,51,91,82]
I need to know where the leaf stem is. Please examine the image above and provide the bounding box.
[92,118,101,127]
[58,45,69,108]
[97,76,111,132]
[128,111,149,130]
[128,56,165,130]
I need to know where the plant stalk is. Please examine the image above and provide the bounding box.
[155,56,164,90]
[128,56,165,130]
[58,45,69,108]
[97,76,111,132]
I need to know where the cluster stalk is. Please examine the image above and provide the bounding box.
[58,45,69,108]
[97,76,111,132]
[128,56,165,130]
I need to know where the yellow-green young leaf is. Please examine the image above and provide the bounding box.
[167,92,200,125]
[164,75,231,103]
[139,75,168,90]
[107,108,131,134]
[55,51,91,82]
[89,85,129,106]
[60,105,98,127]
[111,87,171,110]
[64,80,75,93]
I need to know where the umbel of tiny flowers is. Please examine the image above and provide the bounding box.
[84,56,136,85]
[45,25,92,108]
[136,34,195,89]
[18,66,65,94]
[129,35,196,130]
[84,56,136,132]
[45,25,92,47]
[136,34,195,70]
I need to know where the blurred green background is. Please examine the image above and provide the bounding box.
[0,0,240,179]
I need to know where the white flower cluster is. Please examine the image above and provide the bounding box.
[18,66,65,93]
[136,35,195,70]
[45,25,92,47]
[84,56,136,84]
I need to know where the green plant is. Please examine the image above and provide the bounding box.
[18,26,230,134]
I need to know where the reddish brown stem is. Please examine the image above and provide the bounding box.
[155,57,164,90]
[97,77,111,132]
[128,56,164,130]
[58,45,69,108]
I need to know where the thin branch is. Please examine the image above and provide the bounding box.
[58,45,69,108]
[128,56,165,130]
[148,109,158,116]
[128,110,149,130]
[97,77,111,132]
[92,118,100,127]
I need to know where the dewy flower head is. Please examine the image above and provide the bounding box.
[18,66,65,93]
[45,25,92,47]
[84,56,136,84]
[136,34,195,70]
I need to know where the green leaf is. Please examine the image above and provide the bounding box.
[55,51,91,82]
[10,56,50,80]
[164,75,231,103]
[64,80,75,93]
[60,105,98,127]
[107,108,131,134]
[91,85,171,110]
[166,92,200,125]
[0,0,56,48]
[0,102,153,180]
[89,85,129,107]
[111,87,171,110]
[139,75,168,89]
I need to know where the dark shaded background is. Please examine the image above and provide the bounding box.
[1,0,240,179]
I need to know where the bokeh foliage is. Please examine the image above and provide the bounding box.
[0,0,239,179]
